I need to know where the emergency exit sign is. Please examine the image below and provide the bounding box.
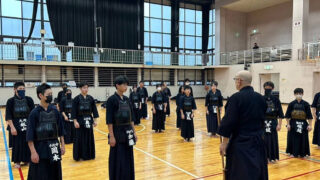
[264,65,273,70]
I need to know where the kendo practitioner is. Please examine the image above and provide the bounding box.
[176,86,185,129]
[205,81,223,137]
[129,84,141,125]
[26,83,65,180]
[152,84,168,133]
[6,82,35,168]
[312,91,320,148]
[218,70,268,180]
[162,82,172,116]
[57,83,68,104]
[180,85,197,142]
[285,88,313,158]
[107,75,137,180]
[72,82,99,161]
[137,81,149,119]
[59,89,75,144]
[263,81,284,162]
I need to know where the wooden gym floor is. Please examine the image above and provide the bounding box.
[1,99,320,180]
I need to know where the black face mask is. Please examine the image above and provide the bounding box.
[45,95,53,104]
[67,93,72,99]
[265,89,272,96]
[63,87,67,92]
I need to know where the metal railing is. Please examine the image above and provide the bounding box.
[220,44,292,65]
[0,42,215,66]
[299,42,320,61]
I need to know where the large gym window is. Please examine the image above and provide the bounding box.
[0,0,53,43]
[144,0,171,66]
[179,3,202,66]
[208,8,216,65]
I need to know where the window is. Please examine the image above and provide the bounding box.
[179,3,202,66]
[1,0,54,46]
[208,9,216,65]
[144,1,171,65]
[142,68,173,86]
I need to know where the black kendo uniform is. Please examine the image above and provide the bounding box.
[59,96,75,144]
[263,93,284,161]
[72,94,99,161]
[179,95,197,140]
[107,93,136,180]
[217,86,268,180]
[205,90,223,135]
[6,95,35,164]
[312,92,320,146]
[175,92,184,129]
[286,99,313,157]
[129,91,141,125]
[57,89,66,104]
[152,91,167,132]
[179,85,193,97]
[163,87,172,116]
[26,105,65,180]
[137,87,148,119]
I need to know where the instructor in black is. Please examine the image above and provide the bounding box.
[218,70,268,180]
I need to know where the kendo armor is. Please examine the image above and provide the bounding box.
[265,98,278,119]
[13,98,29,119]
[64,99,73,114]
[78,96,92,116]
[114,99,132,126]
[36,110,58,141]
[132,93,140,109]
[317,97,320,112]
[183,96,193,112]
[291,103,307,120]
[155,93,164,110]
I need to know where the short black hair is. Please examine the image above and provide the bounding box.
[184,85,191,90]
[139,81,144,84]
[294,88,304,94]
[36,83,51,99]
[66,89,72,93]
[184,78,190,82]
[78,81,89,88]
[14,82,25,89]
[263,81,274,89]
[156,84,161,88]
[114,75,129,87]
[61,83,67,87]
[211,81,218,87]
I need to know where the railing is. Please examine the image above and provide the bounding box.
[220,44,292,65]
[0,42,216,66]
[299,42,320,61]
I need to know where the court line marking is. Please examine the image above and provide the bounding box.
[0,111,14,180]
[136,124,146,133]
[94,128,200,179]
[282,169,320,180]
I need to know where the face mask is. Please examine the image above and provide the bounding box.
[157,87,162,91]
[295,95,303,100]
[265,89,272,96]
[45,95,53,104]
[17,90,25,99]
[67,93,72,99]
[63,87,67,92]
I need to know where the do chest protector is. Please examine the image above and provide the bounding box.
[13,98,30,119]
[36,110,58,141]
[78,96,92,116]
[291,103,307,120]
[114,99,132,126]
[183,97,193,112]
